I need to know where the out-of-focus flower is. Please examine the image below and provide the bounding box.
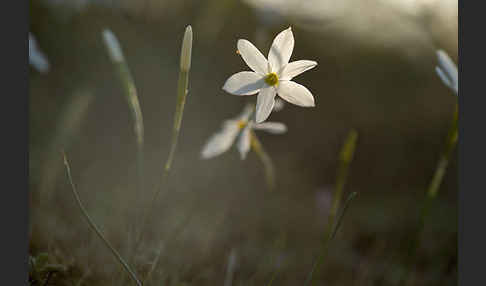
[201,105,287,160]
[223,27,317,123]
[435,49,458,95]
[29,33,50,73]
[102,29,125,63]
[273,98,285,112]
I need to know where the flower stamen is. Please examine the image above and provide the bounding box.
[237,120,247,129]
[264,72,279,86]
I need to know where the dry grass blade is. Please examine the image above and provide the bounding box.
[62,152,142,286]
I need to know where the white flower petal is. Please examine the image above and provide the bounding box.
[435,67,452,89]
[255,86,277,123]
[201,121,240,159]
[277,81,315,107]
[253,122,287,134]
[268,27,294,72]
[222,71,264,95]
[237,39,269,75]
[436,50,458,94]
[279,60,317,80]
[29,33,50,73]
[237,126,251,160]
[237,104,255,121]
[273,98,285,112]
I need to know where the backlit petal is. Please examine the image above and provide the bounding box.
[201,121,240,159]
[29,33,50,73]
[222,71,264,95]
[253,122,287,134]
[237,39,269,75]
[237,104,255,121]
[268,27,294,72]
[277,81,315,107]
[237,125,251,160]
[279,60,317,80]
[255,86,277,123]
[436,50,458,94]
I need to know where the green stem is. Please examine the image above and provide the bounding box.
[399,103,458,285]
[305,129,358,286]
[250,132,276,191]
[304,192,358,286]
[427,104,458,199]
[130,26,193,274]
[62,152,142,286]
[325,130,358,238]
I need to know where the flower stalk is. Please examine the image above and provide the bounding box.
[130,25,193,265]
[400,103,458,285]
[250,131,276,191]
[305,129,358,286]
[325,129,358,238]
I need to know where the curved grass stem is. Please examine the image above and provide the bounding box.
[62,152,142,286]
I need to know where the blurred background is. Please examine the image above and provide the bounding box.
[29,0,458,285]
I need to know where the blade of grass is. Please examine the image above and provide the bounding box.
[305,192,358,286]
[305,129,358,286]
[62,152,142,286]
[102,28,145,206]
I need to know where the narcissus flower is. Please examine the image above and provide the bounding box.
[435,50,458,95]
[201,105,287,160]
[223,27,317,123]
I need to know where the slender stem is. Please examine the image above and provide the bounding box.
[325,130,358,238]
[266,268,280,286]
[142,206,196,284]
[62,152,142,286]
[305,129,358,286]
[427,103,458,199]
[250,132,276,191]
[129,26,193,270]
[399,103,458,285]
[304,192,358,286]
[131,69,189,257]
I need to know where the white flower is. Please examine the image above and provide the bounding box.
[201,105,287,160]
[223,27,317,123]
[435,50,458,95]
[29,33,50,73]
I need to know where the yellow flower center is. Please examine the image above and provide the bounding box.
[264,72,279,86]
[237,120,247,129]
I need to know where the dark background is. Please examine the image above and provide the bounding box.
[29,0,458,285]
